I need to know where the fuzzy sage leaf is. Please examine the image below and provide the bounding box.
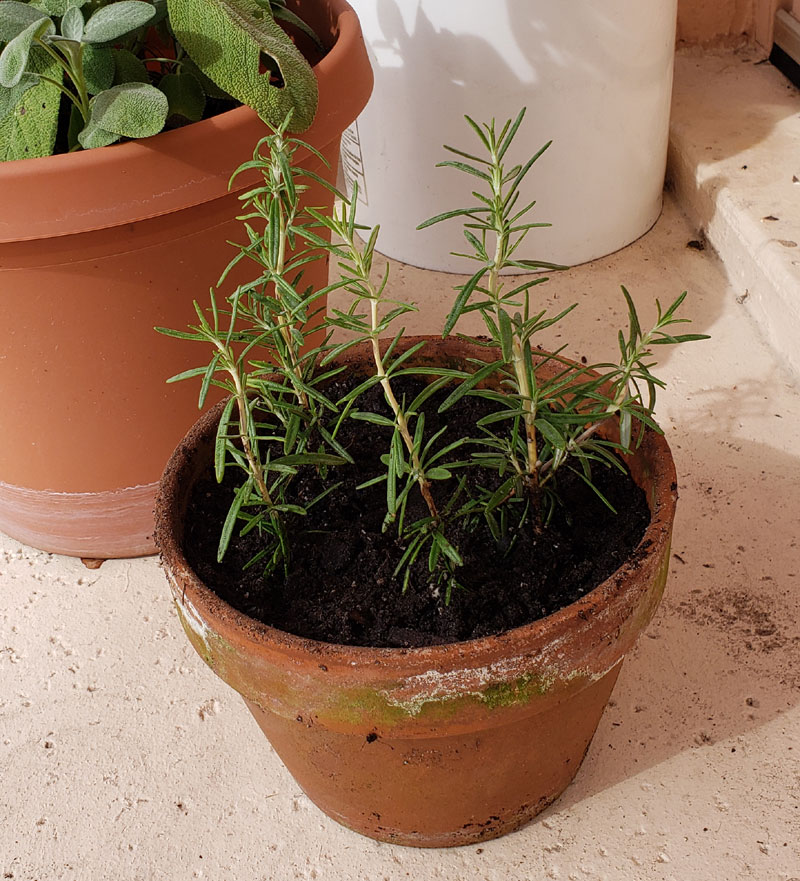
[0,2,50,42]
[0,47,60,159]
[81,1,156,44]
[30,0,87,16]
[166,0,318,131]
[0,18,54,88]
[78,81,169,148]
[60,5,84,41]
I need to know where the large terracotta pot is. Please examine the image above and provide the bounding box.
[155,337,677,847]
[0,0,372,558]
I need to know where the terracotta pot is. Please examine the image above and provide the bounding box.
[0,0,372,558]
[155,337,677,847]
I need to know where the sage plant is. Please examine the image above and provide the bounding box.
[0,0,167,151]
[0,0,320,159]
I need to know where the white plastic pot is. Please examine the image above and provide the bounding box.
[342,0,678,272]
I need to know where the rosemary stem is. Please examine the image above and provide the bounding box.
[367,299,439,521]
[217,341,273,506]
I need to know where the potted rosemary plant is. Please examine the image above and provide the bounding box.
[155,109,706,846]
[0,0,371,557]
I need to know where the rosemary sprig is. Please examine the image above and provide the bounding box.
[161,109,707,601]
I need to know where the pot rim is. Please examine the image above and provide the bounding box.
[155,336,678,674]
[0,0,372,243]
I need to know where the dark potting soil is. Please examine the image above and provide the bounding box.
[182,377,650,649]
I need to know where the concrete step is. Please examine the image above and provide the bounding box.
[669,49,800,379]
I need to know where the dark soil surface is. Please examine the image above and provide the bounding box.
[182,378,650,649]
